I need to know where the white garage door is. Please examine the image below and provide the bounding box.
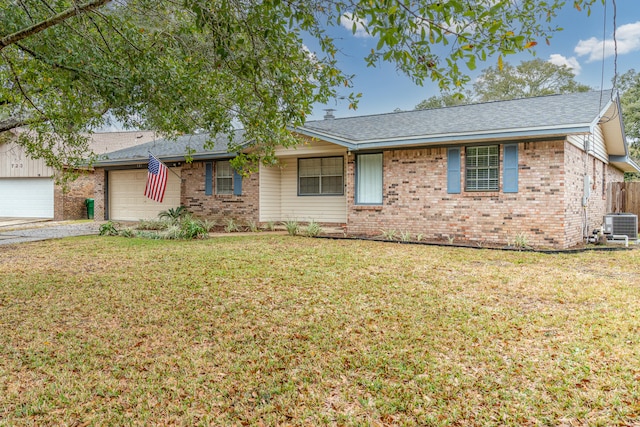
[108,168,181,221]
[0,178,54,218]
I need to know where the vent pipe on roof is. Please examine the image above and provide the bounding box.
[323,109,336,120]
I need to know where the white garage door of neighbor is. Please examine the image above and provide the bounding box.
[108,168,181,221]
[0,178,54,218]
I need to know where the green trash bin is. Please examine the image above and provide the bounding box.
[85,198,94,219]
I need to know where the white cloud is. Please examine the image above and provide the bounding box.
[548,54,582,75]
[575,21,640,62]
[340,12,370,38]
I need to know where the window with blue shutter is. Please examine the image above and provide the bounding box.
[205,162,213,196]
[447,147,461,194]
[233,170,242,196]
[503,144,519,193]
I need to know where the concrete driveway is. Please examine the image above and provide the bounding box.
[0,218,100,246]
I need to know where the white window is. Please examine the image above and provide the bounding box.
[216,160,233,195]
[298,157,344,195]
[466,146,499,191]
[356,153,383,204]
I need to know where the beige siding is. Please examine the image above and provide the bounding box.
[567,125,608,163]
[259,164,282,222]
[0,141,54,178]
[278,157,347,223]
[108,167,181,221]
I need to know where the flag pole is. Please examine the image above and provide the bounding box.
[148,151,182,180]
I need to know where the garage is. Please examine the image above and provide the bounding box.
[0,178,54,218]
[108,168,181,221]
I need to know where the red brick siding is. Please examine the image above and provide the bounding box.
[94,169,106,221]
[346,141,575,248]
[563,141,625,246]
[181,161,259,223]
[53,171,95,220]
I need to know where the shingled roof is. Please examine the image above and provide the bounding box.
[295,90,620,149]
[94,91,638,172]
[94,131,245,166]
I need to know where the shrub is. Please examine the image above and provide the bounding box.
[282,220,299,236]
[263,221,276,232]
[199,219,217,232]
[119,227,135,238]
[381,229,397,241]
[158,206,188,223]
[400,231,412,242]
[180,217,208,239]
[99,221,119,236]
[305,220,322,237]
[246,219,260,233]
[224,218,240,233]
[163,225,182,240]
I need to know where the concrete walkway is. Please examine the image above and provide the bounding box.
[0,219,100,246]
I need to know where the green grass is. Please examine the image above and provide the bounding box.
[1,236,639,426]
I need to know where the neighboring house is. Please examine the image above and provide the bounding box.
[0,130,156,219]
[92,91,639,249]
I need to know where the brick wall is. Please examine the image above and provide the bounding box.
[181,161,259,224]
[53,171,96,220]
[94,169,106,221]
[346,141,578,248]
[563,142,625,246]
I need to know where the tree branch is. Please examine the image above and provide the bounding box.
[0,0,112,51]
[0,116,31,133]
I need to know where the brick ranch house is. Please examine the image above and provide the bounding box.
[92,91,639,249]
[0,130,157,220]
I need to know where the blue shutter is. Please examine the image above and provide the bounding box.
[233,170,242,196]
[205,162,213,196]
[503,144,519,193]
[447,147,461,194]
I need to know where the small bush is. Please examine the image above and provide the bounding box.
[180,217,208,239]
[224,218,240,233]
[246,219,260,233]
[282,220,299,236]
[381,229,397,241]
[163,225,182,240]
[158,206,188,223]
[400,231,412,242]
[263,221,276,232]
[119,227,135,238]
[99,221,119,236]
[305,220,322,237]
[199,219,217,232]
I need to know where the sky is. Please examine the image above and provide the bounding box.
[306,0,640,121]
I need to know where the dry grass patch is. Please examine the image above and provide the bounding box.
[1,236,639,426]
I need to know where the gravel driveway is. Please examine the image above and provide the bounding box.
[0,222,101,246]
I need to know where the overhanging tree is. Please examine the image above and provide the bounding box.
[1,0,602,176]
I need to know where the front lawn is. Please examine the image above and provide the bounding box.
[1,236,639,425]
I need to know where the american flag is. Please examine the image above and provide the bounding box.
[144,154,168,202]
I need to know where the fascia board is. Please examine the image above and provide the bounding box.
[93,152,236,167]
[353,125,592,150]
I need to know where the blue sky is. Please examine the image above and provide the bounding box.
[307,0,640,120]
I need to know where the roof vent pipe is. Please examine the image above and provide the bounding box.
[323,109,336,120]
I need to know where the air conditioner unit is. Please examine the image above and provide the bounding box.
[603,213,638,239]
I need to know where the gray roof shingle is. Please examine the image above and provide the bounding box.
[95,131,245,165]
[299,91,613,144]
[95,91,618,166]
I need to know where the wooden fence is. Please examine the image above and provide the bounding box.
[607,182,640,218]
